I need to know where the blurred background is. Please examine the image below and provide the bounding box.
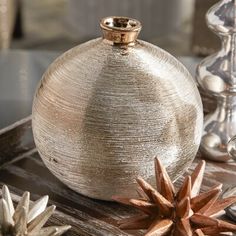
[1,0,220,56]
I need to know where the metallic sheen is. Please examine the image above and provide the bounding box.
[100,16,141,44]
[32,16,203,201]
[227,135,236,161]
[196,0,236,162]
[223,186,236,222]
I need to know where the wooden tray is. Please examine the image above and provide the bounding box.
[0,117,236,236]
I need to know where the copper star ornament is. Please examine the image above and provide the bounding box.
[0,185,71,236]
[113,158,236,235]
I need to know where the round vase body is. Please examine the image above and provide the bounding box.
[32,17,203,200]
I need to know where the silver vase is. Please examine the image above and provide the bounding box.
[32,16,203,200]
[197,0,236,162]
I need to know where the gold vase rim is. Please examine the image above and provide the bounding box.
[100,16,142,32]
[100,16,142,44]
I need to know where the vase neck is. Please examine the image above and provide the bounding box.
[100,16,142,45]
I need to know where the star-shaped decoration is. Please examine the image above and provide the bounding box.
[113,158,236,235]
[0,185,71,236]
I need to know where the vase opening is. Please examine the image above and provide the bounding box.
[100,16,142,45]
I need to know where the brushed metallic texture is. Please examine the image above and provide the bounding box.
[32,17,203,201]
[196,0,236,162]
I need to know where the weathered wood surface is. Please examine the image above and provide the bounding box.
[0,116,35,166]
[0,116,235,235]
